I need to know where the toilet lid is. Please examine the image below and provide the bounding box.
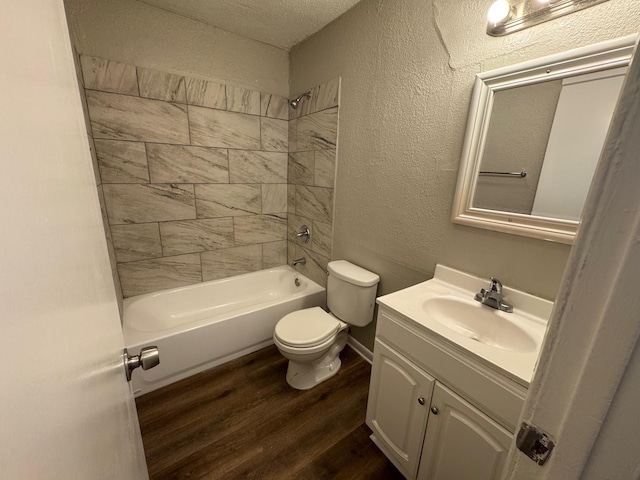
[275,307,341,347]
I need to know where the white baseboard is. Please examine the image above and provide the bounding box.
[347,335,373,364]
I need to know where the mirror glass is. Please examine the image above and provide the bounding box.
[452,36,637,243]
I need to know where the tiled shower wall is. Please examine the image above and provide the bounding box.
[78,55,340,297]
[80,55,291,297]
[287,79,340,287]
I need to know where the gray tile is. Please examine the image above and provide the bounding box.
[314,149,336,188]
[86,90,190,144]
[81,56,138,96]
[288,120,297,152]
[226,85,261,115]
[189,106,260,149]
[263,241,287,268]
[312,220,332,258]
[262,184,287,214]
[287,184,296,213]
[87,136,102,187]
[295,186,334,224]
[186,77,226,109]
[289,151,314,185]
[103,184,196,225]
[234,214,287,245]
[201,245,262,281]
[288,213,313,243]
[310,78,340,114]
[111,223,162,263]
[261,118,288,152]
[261,93,289,120]
[159,218,234,256]
[137,68,186,103]
[297,107,338,151]
[94,139,149,184]
[229,151,287,184]
[147,144,229,184]
[118,254,202,297]
[195,184,261,218]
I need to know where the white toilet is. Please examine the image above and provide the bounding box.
[273,260,380,390]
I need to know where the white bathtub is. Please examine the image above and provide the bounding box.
[123,266,326,396]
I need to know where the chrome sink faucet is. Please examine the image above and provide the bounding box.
[474,277,513,313]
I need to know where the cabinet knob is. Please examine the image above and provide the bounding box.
[418,397,425,406]
[431,406,439,415]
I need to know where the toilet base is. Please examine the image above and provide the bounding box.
[285,331,348,390]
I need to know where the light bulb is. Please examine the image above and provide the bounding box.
[487,0,513,24]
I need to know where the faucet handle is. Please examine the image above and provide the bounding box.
[489,277,502,294]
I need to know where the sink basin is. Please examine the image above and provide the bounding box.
[423,297,537,353]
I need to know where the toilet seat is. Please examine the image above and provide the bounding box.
[274,307,342,348]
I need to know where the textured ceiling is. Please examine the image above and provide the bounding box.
[138,0,363,50]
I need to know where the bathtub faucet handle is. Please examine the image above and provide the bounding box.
[296,225,310,243]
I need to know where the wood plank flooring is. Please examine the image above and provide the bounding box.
[135,345,404,479]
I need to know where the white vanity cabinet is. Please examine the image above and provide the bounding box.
[366,306,527,480]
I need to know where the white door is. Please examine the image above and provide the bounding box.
[417,382,512,480]
[0,1,148,478]
[366,339,434,478]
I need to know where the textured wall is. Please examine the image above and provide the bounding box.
[64,0,289,97]
[80,55,289,297]
[290,0,640,349]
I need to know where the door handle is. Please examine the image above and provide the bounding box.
[124,346,159,381]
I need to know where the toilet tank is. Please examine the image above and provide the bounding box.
[327,260,380,327]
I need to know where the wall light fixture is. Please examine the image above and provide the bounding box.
[486,0,610,36]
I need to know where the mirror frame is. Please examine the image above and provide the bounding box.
[452,35,637,244]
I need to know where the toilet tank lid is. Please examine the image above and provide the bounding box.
[327,260,380,287]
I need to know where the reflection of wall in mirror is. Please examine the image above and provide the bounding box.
[531,68,626,221]
[473,81,562,214]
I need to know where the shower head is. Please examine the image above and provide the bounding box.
[290,91,311,109]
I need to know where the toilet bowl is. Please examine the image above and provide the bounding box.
[273,260,380,390]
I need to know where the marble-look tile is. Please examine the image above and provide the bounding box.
[288,120,297,152]
[295,186,334,224]
[228,151,287,184]
[261,93,289,120]
[296,107,338,151]
[159,218,234,256]
[185,77,226,109]
[103,184,196,224]
[290,244,329,288]
[118,254,201,297]
[189,106,260,149]
[261,118,288,152]
[226,85,261,115]
[263,241,287,268]
[111,223,162,263]
[234,214,287,245]
[201,245,262,281]
[86,91,190,144]
[312,220,332,258]
[287,184,296,213]
[81,56,138,96]
[288,151,314,185]
[310,77,340,114]
[94,139,149,183]
[137,68,186,103]
[195,184,261,218]
[147,144,229,184]
[288,213,313,243]
[262,184,287,214]
[314,149,337,188]
[87,136,102,187]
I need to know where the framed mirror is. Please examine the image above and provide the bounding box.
[452,35,637,244]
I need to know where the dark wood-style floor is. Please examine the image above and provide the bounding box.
[135,345,404,479]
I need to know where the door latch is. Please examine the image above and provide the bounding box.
[516,422,555,465]
[124,346,160,381]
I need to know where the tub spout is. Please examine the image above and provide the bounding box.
[292,257,306,266]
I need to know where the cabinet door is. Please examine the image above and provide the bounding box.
[367,340,435,478]
[417,382,513,480]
